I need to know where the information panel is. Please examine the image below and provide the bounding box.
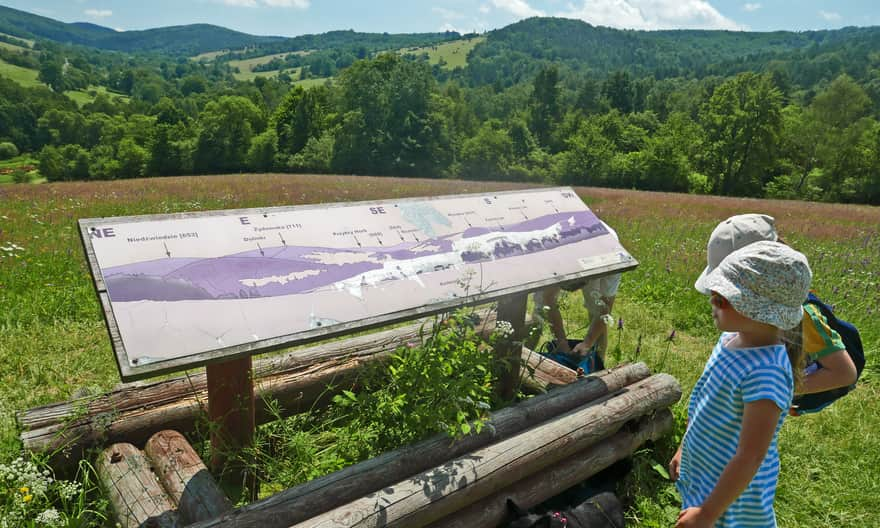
[80,187,637,380]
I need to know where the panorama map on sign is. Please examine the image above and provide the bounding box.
[80,188,635,376]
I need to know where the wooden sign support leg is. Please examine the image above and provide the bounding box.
[205,356,257,498]
[495,293,527,402]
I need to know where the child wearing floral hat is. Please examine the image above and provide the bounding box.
[696,213,857,412]
[670,241,812,528]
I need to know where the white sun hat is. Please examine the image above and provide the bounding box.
[695,214,778,294]
[699,241,811,330]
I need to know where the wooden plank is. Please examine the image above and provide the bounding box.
[291,374,680,528]
[520,345,578,388]
[144,430,231,525]
[427,410,674,528]
[495,294,528,401]
[96,443,178,528]
[19,314,460,432]
[20,314,498,462]
[190,363,653,528]
[205,356,256,493]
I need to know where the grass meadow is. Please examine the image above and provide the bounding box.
[401,36,485,70]
[0,58,40,88]
[0,174,877,526]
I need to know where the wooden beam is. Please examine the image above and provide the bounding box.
[426,410,674,528]
[495,294,528,401]
[20,315,487,468]
[96,442,178,528]
[144,430,232,525]
[206,357,255,478]
[291,373,680,528]
[189,363,652,528]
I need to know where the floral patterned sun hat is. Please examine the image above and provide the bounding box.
[698,240,812,330]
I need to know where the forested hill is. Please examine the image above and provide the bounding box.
[466,17,880,84]
[2,7,880,205]
[0,5,285,54]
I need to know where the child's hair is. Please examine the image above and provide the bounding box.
[782,321,806,391]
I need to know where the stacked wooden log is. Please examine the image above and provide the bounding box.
[191,363,679,528]
[97,430,231,528]
[18,312,572,469]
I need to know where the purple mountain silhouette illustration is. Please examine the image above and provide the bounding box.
[103,210,607,303]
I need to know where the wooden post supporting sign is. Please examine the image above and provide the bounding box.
[205,356,256,495]
[495,293,528,401]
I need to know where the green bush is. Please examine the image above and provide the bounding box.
[0,142,19,160]
[11,169,31,184]
[246,309,499,493]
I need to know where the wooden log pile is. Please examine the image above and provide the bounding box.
[18,312,574,468]
[192,364,679,528]
[97,430,230,528]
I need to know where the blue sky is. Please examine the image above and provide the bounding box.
[5,1,876,37]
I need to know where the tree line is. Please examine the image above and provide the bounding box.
[1,26,880,204]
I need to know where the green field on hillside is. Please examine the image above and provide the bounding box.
[400,36,484,69]
[0,39,29,53]
[229,50,310,80]
[291,75,331,88]
[0,57,40,87]
[0,58,128,106]
[65,85,130,107]
[0,176,876,527]
[191,49,230,61]
[0,31,34,47]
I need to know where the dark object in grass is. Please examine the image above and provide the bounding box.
[504,461,628,528]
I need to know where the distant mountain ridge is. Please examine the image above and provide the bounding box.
[466,17,880,80]
[2,3,879,80]
[0,4,285,55]
[0,4,458,57]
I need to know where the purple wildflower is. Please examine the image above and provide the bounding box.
[617,317,624,330]
[667,329,676,342]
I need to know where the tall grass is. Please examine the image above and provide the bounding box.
[0,175,877,526]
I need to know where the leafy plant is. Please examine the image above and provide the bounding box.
[329,309,496,456]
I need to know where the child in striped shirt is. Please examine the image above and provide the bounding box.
[670,241,811,528]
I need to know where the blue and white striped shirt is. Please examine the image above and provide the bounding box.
[677,332,793,527]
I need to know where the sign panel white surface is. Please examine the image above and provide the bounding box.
[80,187,636,379]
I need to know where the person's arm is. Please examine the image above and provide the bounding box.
[676,399,780,528]
[572,294,615,356]
[537,286,570,352]
[669,417,688,481]
[799,349,858,394]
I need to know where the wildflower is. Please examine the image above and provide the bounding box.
[23,494,33,502]
[57,480,81,501]
[667,329,676,342]
[36,508,62,526]
[495,320,514,339]
[617,317,624,330]
[19,486,29,494]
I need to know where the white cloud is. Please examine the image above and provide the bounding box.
[492,0,544,18]
[439,22,464,33]
[84,9,112,18]
[479,5,491,14]
[262,0,310,7]
[222,0,309,7]
[743,3,761,12]
[818,10,841,22]
[557,0,742,30]
[433,7,465,20]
